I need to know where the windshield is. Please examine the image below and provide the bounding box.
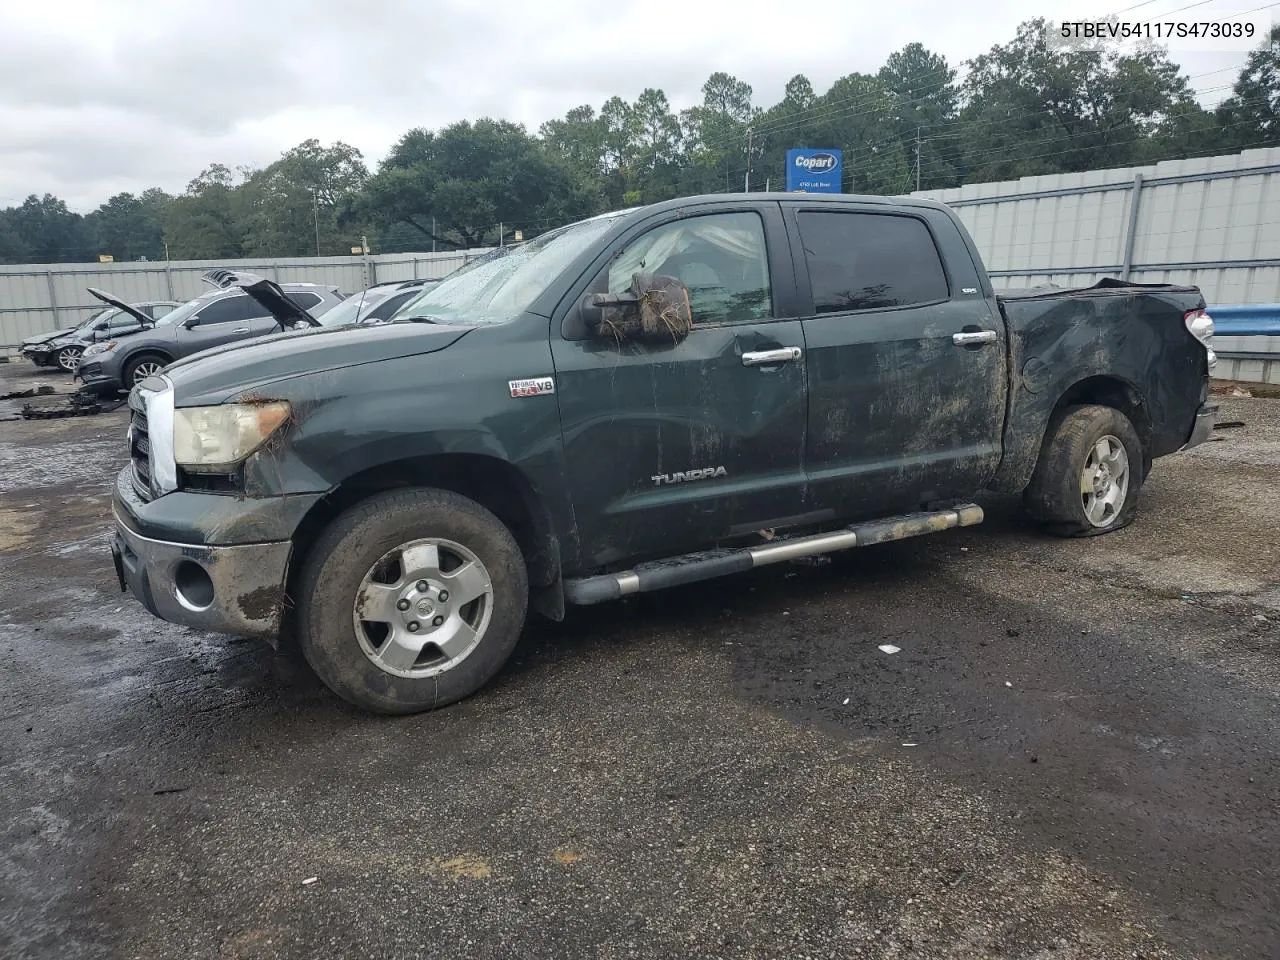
[393,214,624,325]
[315,287,395,327]
[73,307,117,334]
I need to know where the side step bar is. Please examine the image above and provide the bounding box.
[564,503,984,606]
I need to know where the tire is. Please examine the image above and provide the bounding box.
[56,345,83,371]
[122,352,169,388]
[1024,404,1145,537]
[296,488,529,714]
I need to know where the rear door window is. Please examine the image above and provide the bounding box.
[193,295,269,325]
[285,291,323,311]
[797,211,949,313]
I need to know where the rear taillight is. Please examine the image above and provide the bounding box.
[1184,309,1216,371]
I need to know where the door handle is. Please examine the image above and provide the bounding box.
[952,330,998,346]
[742,346,802,366]
[232,327,251,334]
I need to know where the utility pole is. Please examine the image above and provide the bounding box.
[312,190,321,256]
[432,216,436,254]
[915,127,922,193]
[744,129,753,193]
[499,221,504,248]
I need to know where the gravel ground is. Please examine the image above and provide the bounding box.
[1,360,1277,960]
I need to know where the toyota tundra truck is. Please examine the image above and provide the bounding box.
[110,193,1218,714]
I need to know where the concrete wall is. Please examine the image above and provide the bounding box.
[0,249,486,353]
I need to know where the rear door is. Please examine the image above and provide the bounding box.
[784,203,1006,518]
[551,203,810,569]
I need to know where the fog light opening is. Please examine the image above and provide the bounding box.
[174,560,215,611]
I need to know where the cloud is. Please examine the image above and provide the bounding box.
[0,0,1255,211]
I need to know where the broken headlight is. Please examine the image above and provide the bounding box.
[173,402,292,471]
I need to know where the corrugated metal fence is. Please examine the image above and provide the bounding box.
[0,249,489,354]
[913,146,1280,304]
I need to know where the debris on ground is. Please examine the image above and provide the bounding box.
[0,384,55,400]
[1215,420,1246,429]
[21,392,126,419]
[302,877,319,886]
[878,644,901,654]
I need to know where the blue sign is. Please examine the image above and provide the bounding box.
[785,148,843,193]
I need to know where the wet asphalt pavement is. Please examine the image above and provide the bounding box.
[1,363,1278,960]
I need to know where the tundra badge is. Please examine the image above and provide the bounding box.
[509,377,555,398]
[652,466,728,486]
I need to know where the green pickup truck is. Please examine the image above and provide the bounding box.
[110,193,1218,714]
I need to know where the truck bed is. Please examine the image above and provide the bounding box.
[987,278,1208,493]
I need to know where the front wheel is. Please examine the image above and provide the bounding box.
[1024,404,1145,537]
[56,345,83,371]
[296,488,529,714]
[122,352,168,388]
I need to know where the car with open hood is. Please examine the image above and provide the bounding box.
[22,292,180,371]
[21,297,177,370]
[76,270,343,395]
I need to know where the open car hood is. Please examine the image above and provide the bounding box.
[201,269,322,329]
[87,288,156,328]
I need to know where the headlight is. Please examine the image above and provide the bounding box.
[82,341,117,357]
[174,402,292,470]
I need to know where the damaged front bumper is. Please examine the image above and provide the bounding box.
[111,467,297,639]
[1181,402,1219,451]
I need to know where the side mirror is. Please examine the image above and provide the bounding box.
[182,317,199,329]
[585,273,693,344]
[93,321,110,332]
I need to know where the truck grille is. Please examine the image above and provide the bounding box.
[129,397,153,501]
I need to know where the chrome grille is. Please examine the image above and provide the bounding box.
[128,396,152,501]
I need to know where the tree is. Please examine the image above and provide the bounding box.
[240,139,369,256]
[8,194,91,263]
[0,208,29,264]
[357,119,592,249]
[680,72,759,194]
[959,19,1199,180]
[1216,25,1280,149]
[540,104,607,201]
[877,43,961,189]
[92,191,170,261]
[629,89,683,202]
[164,164,246,260]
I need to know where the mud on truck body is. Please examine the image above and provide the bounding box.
[110,194,1217,714]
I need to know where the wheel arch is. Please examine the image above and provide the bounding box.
[994,373,1152,493]
[284,452,564,632]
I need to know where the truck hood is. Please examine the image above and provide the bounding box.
[163,321,475,403]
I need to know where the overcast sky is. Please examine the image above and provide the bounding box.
[0,0,1265,211]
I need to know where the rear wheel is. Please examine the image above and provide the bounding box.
[56,345,83,371]
[1025,404,1145,537]
[122,352,167,388]
[296,488,528,714]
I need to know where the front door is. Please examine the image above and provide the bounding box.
[551,205,809,569]
[179,294,275,354]
[785,203,1007,519]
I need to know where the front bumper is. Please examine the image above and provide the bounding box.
[112,510,292,639]
[1181,402,1219,451]
[21,346,55,364]
[76,359,123,394]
